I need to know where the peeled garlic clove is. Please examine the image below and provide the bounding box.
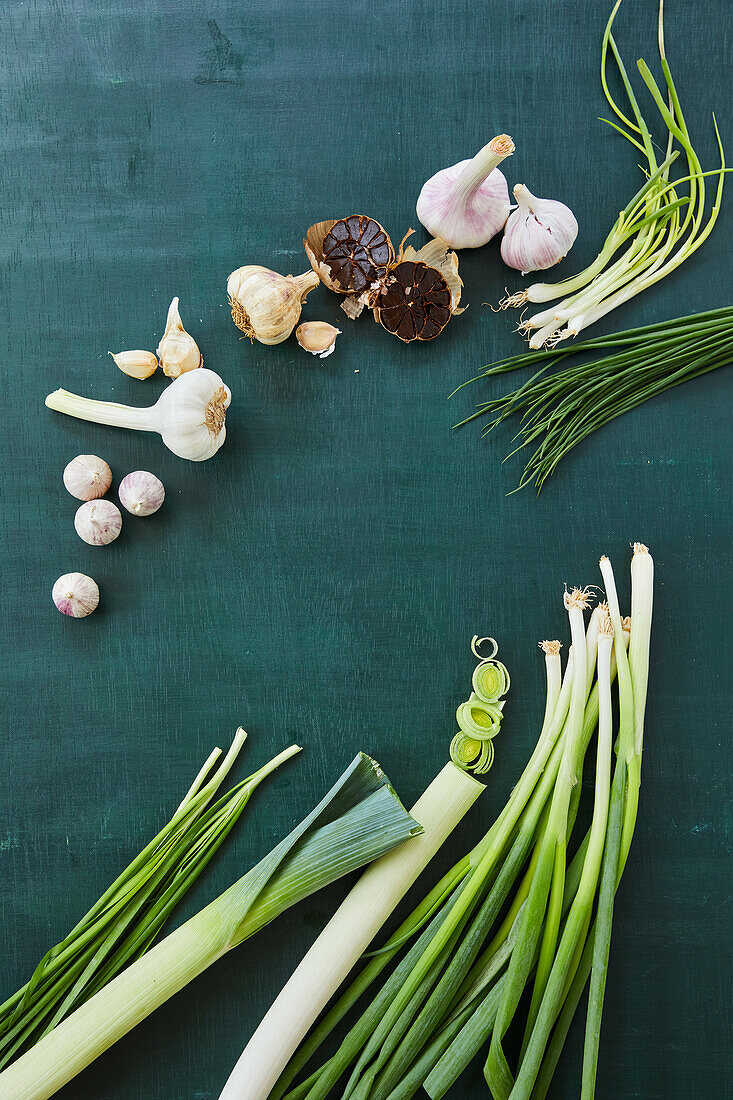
[74,500,122,546]
[157,297,203,379]
[296,321,341,358]
[500,184,578,273]
[63,454,113,501]
[109,350,159,379]
[416,135,515,249]
[53,572,99,617]
[119,470,165,516]
[227,265,320,345]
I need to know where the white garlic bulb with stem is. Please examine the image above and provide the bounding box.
[63,454,112,501]
[119,471,165,516]
[74,500,122,546]
[416,134,515,248]
[46,368,231,462]
[500,184,578,273]
[227,265,320,345]
[53,573,100,617]
[109,350,159,380]
[295,321,341,358]
[157,297,203,379]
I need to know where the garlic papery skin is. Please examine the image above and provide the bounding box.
[109,350,159,380]
[416,134,515,249]
[119,471,165,516]
[295,321,341,358]
[156,297,203,379]
[500,184,579,273]
[74,500,122,546]
[63,454,113,501]
[53,573,99,617]
[46,368,231,462]
[227,266,320,345]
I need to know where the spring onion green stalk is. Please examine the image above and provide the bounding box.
[498,1,727,346]
[455,306,733,492]
[0,754,421,1100]
[0,729,296,1069]
[220,763,485,1100]
[273,548,653,1100]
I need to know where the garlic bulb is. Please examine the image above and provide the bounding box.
[53,572,99,618]
[296,321,341,358]
[46,368,231,462]
[500,185,578,273]
[227,265,320,345]
[74,500,122,546]
[119,471,165,516]
[109,350,159,379]
[63,454,112,501]
[416,134,515,249]
[157,297,202,378]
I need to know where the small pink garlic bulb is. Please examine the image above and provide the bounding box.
[74,500,122,546]
[53,572,100,617]
[118,471,165,516]
[416,135,515,249]
[63,455,112,501]
[500,184,578,273]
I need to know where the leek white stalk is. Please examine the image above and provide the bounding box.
[0,755,420,1100]
[45,368,231,461]
[219,762,484,1100]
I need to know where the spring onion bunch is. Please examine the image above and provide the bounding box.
[456,306,733,492]
[271,545,654,1100]
[0,729,297,1069]
[0,753,421,1100]
[498,1,727,347]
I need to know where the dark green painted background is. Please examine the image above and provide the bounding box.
[1,1,731,1097]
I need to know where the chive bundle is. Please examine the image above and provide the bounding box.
[498,1,727,346]
[270,546,654,1100]
[455,307,733,492]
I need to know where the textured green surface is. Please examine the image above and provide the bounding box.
[1,1,731,1098]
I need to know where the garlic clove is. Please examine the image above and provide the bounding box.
[157,297,203,378]
[118,471,165,516]
[227,265,320,345]
[296,321,341,358]
[416,135,515,249]
[63,454,113,501]
[53,572,99,617]
[74,500,122,546]
[500,184,578,273]
[109,350,159,379]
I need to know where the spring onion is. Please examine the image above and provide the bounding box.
[0,729,296,1069]
[272,546,654,1100]
[456,306,733,492]
[498,1,727,346]
[0,753,421,1100]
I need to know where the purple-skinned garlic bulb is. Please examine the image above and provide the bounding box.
[500,184,578,273]
[118,471,165,516]
[74,500,122,546]
[416,135,514,249]
[53,572,100,617]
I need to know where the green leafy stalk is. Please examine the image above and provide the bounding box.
[0,755,421,1100]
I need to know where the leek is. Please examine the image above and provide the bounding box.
[0,729,296,1069]
[0,753,421,1100]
